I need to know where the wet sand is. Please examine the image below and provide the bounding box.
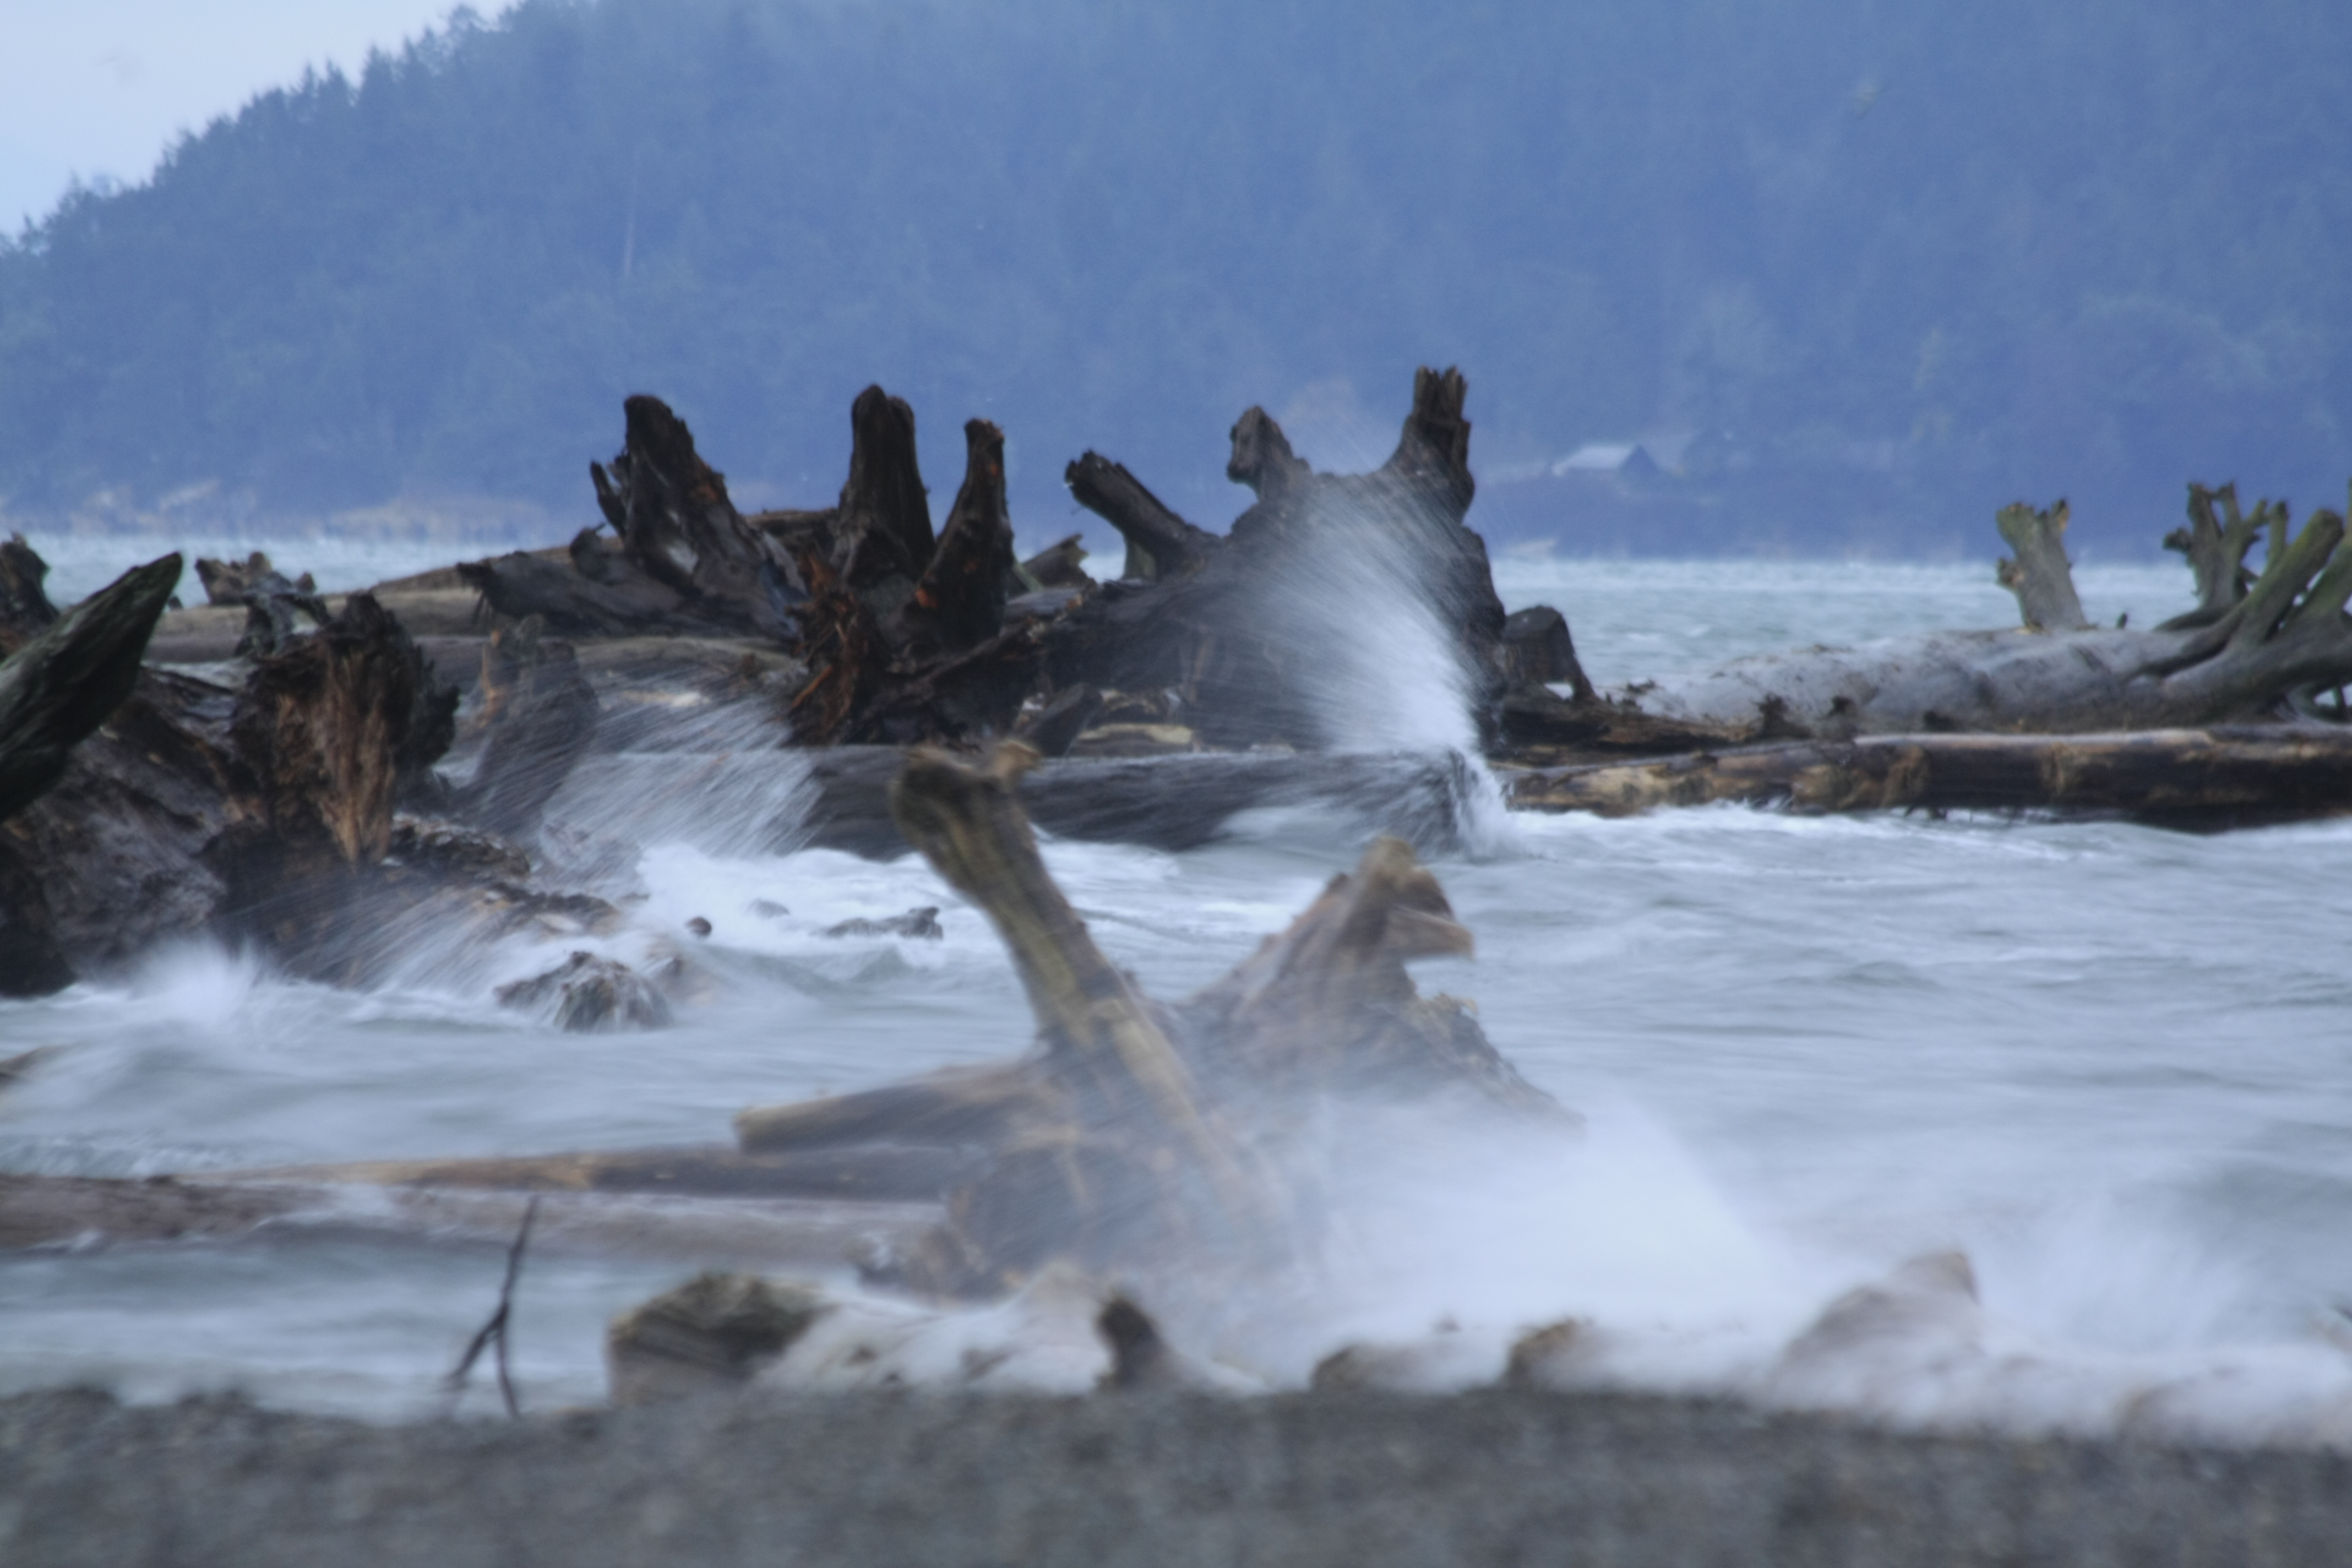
[4,1384,2349,1566]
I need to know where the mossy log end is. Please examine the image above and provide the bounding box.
[0,553,182,825]
[1505,724,2352,827]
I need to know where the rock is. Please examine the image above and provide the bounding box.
[496,951,674,1032]
[821,907,943,940]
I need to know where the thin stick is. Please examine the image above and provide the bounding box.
[444,1195,540,1417]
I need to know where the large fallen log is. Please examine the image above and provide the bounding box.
[1596,483,2352,739]
[1504,723,2352,827]
[788,744,1494,858]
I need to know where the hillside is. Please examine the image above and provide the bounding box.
[1,0,2346,556]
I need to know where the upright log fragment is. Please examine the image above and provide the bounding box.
[1994,500,2089,631]
[2163,482,2271,624]
[787,400,1040,746]
[465,397,796,641]
[827,386,936,591]
[904,420,1016,658]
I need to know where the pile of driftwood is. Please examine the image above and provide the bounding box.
[4,369,2352,1010]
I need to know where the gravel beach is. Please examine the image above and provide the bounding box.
[5,1384,2350,1566]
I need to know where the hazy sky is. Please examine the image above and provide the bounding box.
[0,0,465,234]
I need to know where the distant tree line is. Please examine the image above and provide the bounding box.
[0,0,2346,555]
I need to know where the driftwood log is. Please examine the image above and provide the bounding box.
[1592,484,2352,740]
[1505,725,2352,827]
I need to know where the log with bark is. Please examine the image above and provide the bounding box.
[1579,483,2352,741]
[1504,724,2352,828]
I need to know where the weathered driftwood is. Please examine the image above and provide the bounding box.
[1504,724,2352,827]
[0,554,182,827]
[0,1169,937,1267]
[743,743,1560,1294]
[2164,481,2273,623]
[1600,486,2352,739]
[1993,500,2089,632]
[1062,453,1219,581]
[1045,367,1512,749]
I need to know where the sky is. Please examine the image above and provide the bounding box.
[0,0,467,235]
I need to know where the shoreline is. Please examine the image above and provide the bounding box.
[6,1382,2350,1566]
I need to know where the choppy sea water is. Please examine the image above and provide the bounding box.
[13,538,2352,1435]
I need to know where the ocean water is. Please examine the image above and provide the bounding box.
[12,541,2352,1436]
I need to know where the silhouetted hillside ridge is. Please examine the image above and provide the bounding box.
[1,0,2346,554]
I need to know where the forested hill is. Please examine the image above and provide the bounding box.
[2,0,2348,557]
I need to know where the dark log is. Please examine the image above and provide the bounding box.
[0,533,58,650]
[1064,453,1220,581]
[461,398,798,643]
[0,553,183,825]
[785,399,1042,747]
[1505,724,2352,828]
[829,385,935,591]
[1994,500,2089,631]
[787,745,1493,859]
[904,420,1016,657]
[592,394,796,638]
[1500,606,1595,699]
[457,542,728,640]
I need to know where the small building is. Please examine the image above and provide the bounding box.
[1551,443,1660,480]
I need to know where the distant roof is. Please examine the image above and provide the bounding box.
[1553,443,1657,476]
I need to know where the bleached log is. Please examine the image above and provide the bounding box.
[1608,491,2352,738]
